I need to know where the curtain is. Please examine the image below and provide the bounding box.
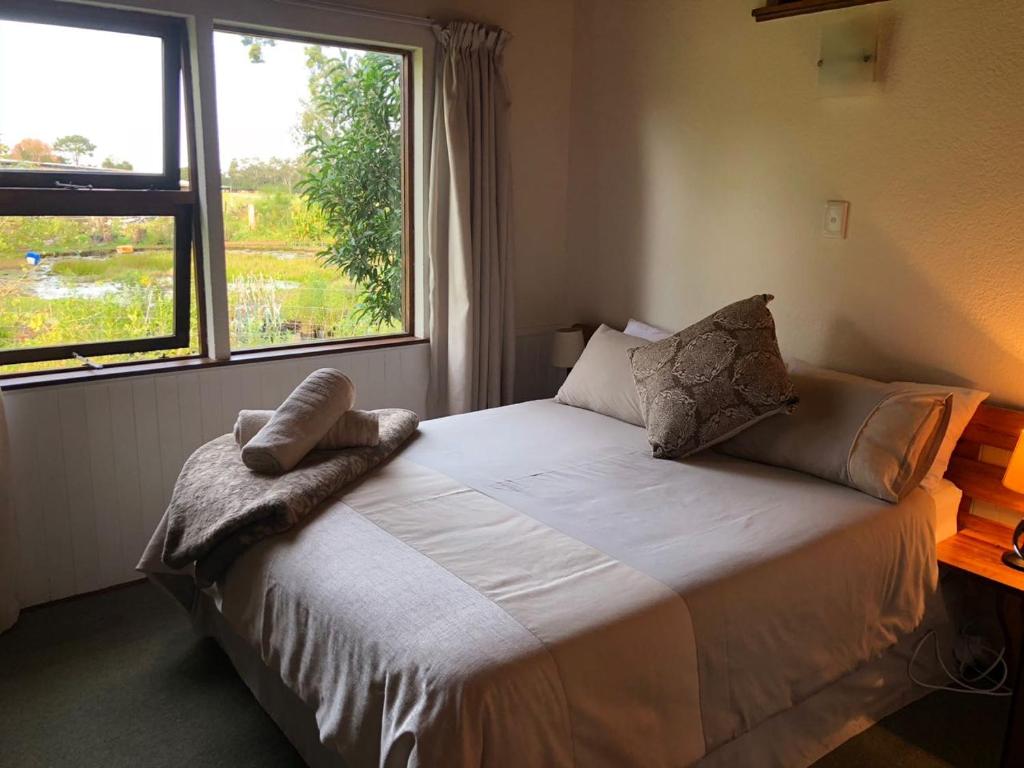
[427,21,515,417]
[0,388,17,633]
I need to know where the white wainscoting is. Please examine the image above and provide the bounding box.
[4,343,428,607]
[4,332,562,608]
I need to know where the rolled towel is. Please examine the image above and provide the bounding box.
[234,409,379,450]
[241,368,356,474]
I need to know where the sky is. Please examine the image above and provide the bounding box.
[0,21,357,172]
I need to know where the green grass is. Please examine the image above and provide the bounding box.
[0,189,402,374]
[49,251,173,279]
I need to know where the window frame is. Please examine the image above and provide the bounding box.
[0,8,423,382]
[213,24,416,354]
[0,0,183,191]
[0,189,195,366]
[0,1,199,370]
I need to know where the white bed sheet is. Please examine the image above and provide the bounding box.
[202,399,947,767]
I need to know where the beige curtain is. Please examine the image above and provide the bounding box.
[427,21,515,417]
[0,388,17,633]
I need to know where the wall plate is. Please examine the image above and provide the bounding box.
[824,200,850,239]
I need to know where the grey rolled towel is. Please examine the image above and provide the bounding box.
[234,409,380,450]
[241,368,356,474]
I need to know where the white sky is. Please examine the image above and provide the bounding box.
[0,22,354,172]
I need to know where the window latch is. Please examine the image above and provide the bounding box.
[55,181,95,191]
[72,352,103,370]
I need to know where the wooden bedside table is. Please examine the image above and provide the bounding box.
[940,403,1024,768]
[937,516,1024,767]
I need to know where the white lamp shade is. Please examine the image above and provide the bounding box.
[1004,430,1024,494]
[551,328,585,368]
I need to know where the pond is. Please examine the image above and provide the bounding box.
[0,246,398,365]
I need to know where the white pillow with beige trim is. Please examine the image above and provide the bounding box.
[718,361,953,503]
[891,380,988,490]
[555,324,649,426]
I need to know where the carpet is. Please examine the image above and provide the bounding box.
[0,582,1007,767]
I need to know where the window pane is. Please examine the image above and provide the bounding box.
[0,215,199,374]
[0,19,165,175]
[214,30,406,350]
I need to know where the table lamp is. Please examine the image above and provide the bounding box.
[1001,430,1024,571]
[551,327,585,371]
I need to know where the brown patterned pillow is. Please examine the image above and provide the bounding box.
[628,295,798,459]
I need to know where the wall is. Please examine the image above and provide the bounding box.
[4,345,428,606]
[568,0,1024,407]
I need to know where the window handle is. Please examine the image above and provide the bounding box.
[72,352,103,370]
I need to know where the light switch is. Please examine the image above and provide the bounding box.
[823,200,849,239]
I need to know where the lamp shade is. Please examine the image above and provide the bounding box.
[551,327,585,368]
[1003,430,1024,494]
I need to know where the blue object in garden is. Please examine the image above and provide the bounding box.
[25,251,41,266]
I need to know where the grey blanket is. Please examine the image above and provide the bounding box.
[161,408,419,586]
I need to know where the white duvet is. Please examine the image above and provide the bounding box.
[147,399,945,767]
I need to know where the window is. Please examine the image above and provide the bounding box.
[0,3,416,379]
[0,2,182,190]
[214,29,410,351]
[0,1,197,373]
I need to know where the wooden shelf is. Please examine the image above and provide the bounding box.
[752,0,890,22]
[937,515,1024,593]
[947,456,1024,515]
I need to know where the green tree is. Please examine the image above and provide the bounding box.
[240,35,276,64]
[101,156,133,171]
[224,157,303,192]
[299,48,403,327]
[54,134,97,166]
[0,135,8,157]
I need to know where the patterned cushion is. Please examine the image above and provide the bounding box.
[628,295,797,459]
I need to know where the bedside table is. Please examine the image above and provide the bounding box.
[937,515,1024,768]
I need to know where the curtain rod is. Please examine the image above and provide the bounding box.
[271,0,435,28]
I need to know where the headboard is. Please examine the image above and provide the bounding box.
[946,403,1024,527]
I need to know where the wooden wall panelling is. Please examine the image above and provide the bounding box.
[5,342,430,605]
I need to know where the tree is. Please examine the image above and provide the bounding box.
[299,48,403,327]
[10,138,63,165]
[224,157,303,192]
[101,156,134,171]
[240,35,276,64]
[54,134,97,166]
[0,135,8,157]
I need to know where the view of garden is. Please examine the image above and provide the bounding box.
[0,28,405,374]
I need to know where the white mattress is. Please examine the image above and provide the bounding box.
[198,399,948,768]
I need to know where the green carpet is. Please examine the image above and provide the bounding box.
[0,582,1008,767]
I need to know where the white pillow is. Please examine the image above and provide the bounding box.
[893,381,989,490]
[623,317,672,343]
[555,324,649,425]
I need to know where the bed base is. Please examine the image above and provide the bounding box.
[195,589,950,768]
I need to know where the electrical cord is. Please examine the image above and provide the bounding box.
[908,629,1012,697]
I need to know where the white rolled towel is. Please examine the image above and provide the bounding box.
[234,409,379,451]
[241,368,356,474]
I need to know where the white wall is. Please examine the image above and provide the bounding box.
[567,0,1024,407]
[4,344,428,606]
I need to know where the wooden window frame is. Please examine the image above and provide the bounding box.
[0,0,184,191]
[213,25,416,354]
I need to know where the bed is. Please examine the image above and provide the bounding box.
[143,398,962,768]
